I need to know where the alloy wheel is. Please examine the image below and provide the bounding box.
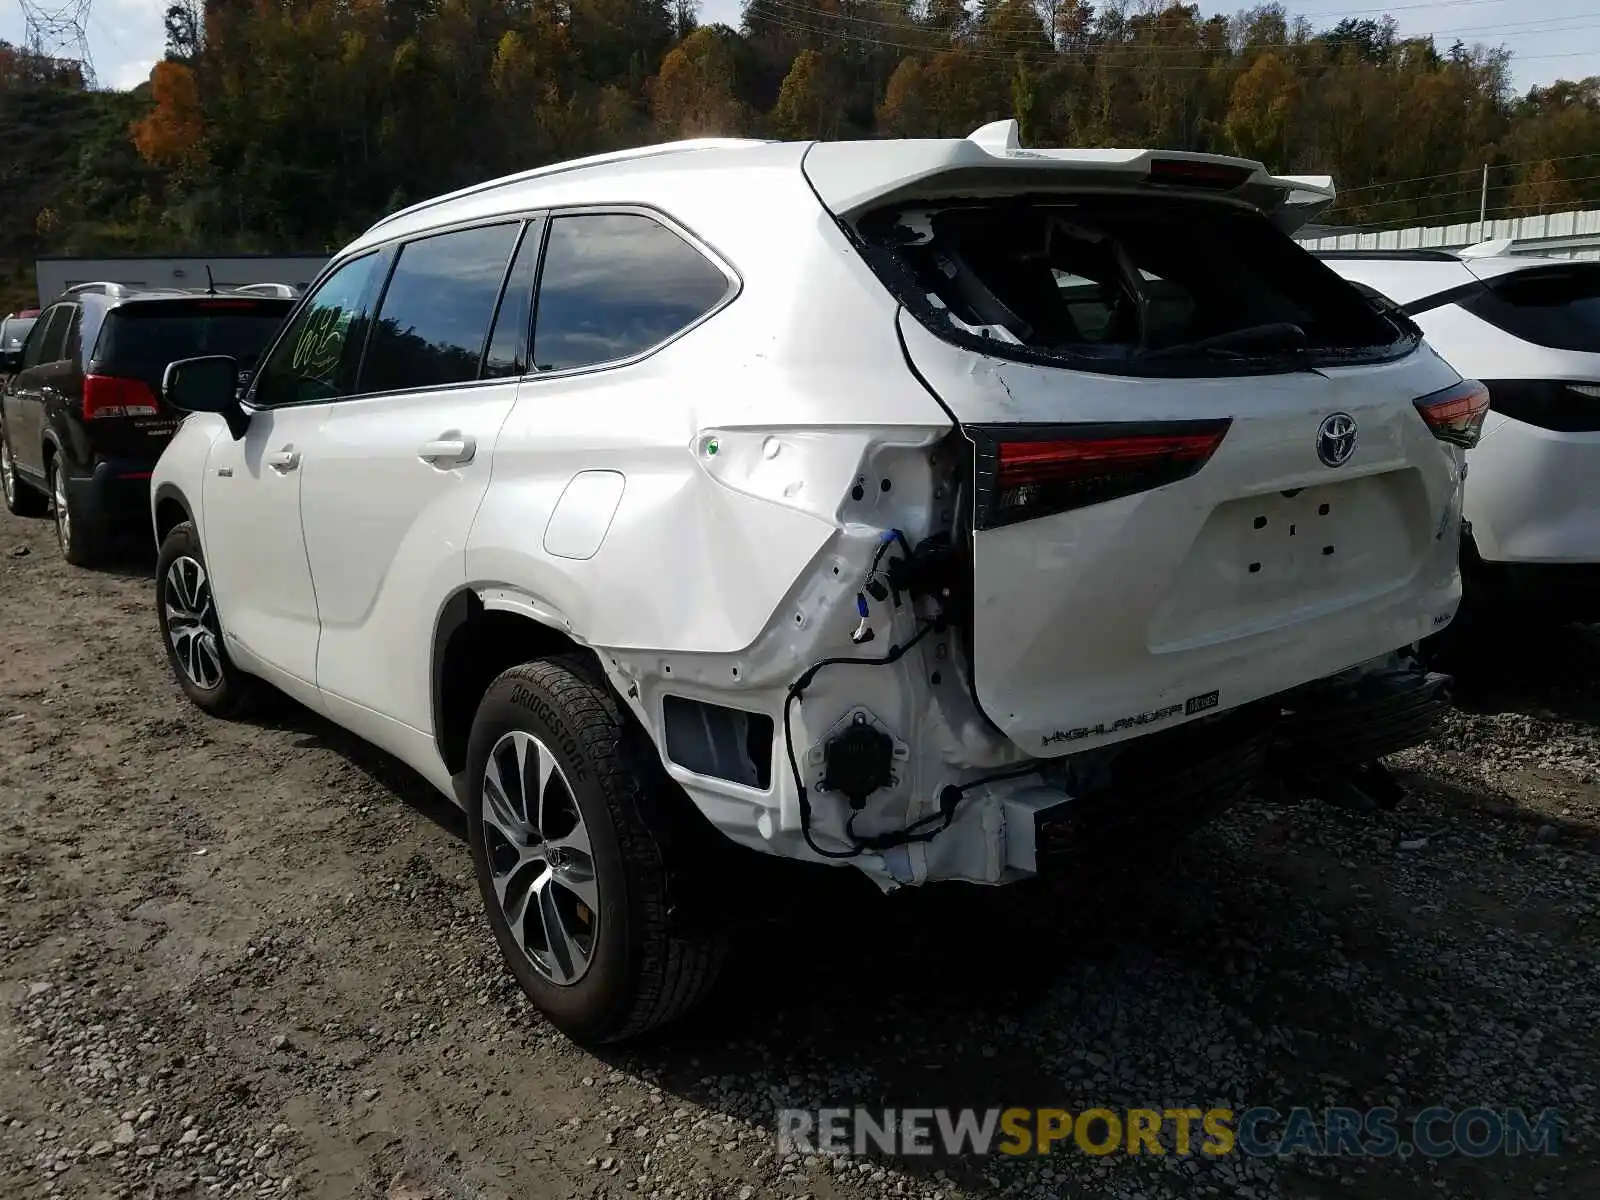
[480,729,600,986]
[163,556,224,690]
[0,438,14,506]
[51,467,69,552]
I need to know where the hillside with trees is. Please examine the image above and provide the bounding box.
[2,0,1599,310]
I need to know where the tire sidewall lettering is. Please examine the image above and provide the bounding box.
[507,682,589,784]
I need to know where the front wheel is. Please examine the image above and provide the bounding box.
[1,422,46,517]
[466,657,727,1043]
[155,520,259,718]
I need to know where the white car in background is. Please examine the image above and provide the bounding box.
[1321,245,1600,622]
[150,123,1470,1041]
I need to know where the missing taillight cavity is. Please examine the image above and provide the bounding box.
[82,374,160,421]
[1414,379,1490,449]
[971,419,1231,529]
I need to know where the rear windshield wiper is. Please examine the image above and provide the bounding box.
[1140,322,1308,361]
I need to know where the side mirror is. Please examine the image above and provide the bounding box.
[163,355,249,439]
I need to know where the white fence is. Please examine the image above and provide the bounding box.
[1297,208,1600,261]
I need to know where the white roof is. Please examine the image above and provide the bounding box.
[1322,247,1589,307]
[348,122,1337,255]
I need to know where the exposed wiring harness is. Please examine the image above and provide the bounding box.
[784,526,1038,861]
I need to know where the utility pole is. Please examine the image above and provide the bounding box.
[1480,163,1489,237]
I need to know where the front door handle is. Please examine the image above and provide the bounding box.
[266,448,300,472]
[418,434,476,467]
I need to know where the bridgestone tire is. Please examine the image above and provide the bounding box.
[466,657,727,1043]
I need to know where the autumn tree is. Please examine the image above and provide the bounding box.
[1224,51,1299,168]
[649,25,753,137]
[770,48,845,138]
[130,60,205,168]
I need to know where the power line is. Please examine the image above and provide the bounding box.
[751,8,1600,73]
[750,0,1600,58]
[1337,152,1600,196]
[1336,170,1600,216]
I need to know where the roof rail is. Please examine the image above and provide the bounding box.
[61,281,133,297]
[364,137,771,236]
[1309,249,1462,262]
[233,282,300,297]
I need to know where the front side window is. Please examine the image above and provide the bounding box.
[531,212,732,373]
[23,305,68,369]
[360,222,524,395]
[253,253,385,407]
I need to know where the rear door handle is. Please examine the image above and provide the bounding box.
[266,448,300,472]
[418,435,475,467]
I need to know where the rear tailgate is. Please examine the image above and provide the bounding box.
[900,316,1464,754]
[812,141,1471,756]
[87,297,291,456]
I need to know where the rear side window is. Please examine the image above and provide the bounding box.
[254,253,385,407]
[360,221,523,395]
[482,223,542,380]
[531,213,731,373]
[92,300,288,378]
[857,196,1414,376]
[25,305,71,368]
[1462,265,1600,353]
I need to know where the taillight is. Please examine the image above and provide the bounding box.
[970,420,1232,530]
[1147,158,1254,190]
[83,374,160,420]
[1414,379,1490,449]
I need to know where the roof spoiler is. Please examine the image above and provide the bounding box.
[804,121,1337,234]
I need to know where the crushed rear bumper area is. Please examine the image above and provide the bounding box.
[1034,708,1271,862]
[1030,658,1451,862]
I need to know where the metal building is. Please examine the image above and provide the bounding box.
[35,254,329,307]
[1296,208,1600,261]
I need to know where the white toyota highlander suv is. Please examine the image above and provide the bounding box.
[151,123,1478,1041]
[1322,244,1600,625]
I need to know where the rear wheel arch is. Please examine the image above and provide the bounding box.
[440,593,759,971]
[431,589,605,785]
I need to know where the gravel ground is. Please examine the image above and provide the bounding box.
[2,504,1599,1200]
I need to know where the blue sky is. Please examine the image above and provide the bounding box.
[0,0,1593,94]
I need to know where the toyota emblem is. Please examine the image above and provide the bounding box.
[1316,412,1358,468]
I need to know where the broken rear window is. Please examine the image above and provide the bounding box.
[855,195,1416,376]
